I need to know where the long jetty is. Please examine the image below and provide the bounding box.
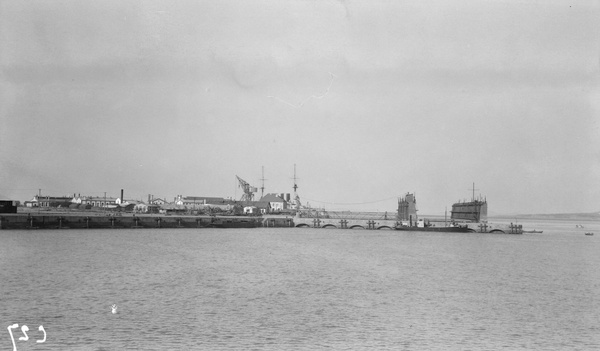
[0,212,522,233]
[0,213,395,230]
[0,213,271,230]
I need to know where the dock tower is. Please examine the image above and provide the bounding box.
[397,193,418,222]
[450,183,488,222]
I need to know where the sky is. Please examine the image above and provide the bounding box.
[1,0,599,215]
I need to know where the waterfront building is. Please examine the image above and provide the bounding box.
[258,193,288,212]
[149,198,168,206]
[116,200,144,212]
[175,195,236,209]
[0,195,18,213]
[129,202,147,212]
[24,199,36,207]
[243,206,259,215]
[25,195,73,208]
[160,203,187,215]
[252,201,271,214]
[71,194,83,204]
[80,196,118,208]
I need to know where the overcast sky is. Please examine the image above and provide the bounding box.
[1,0,599,215]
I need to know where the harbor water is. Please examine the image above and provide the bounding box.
[1,218,599,350]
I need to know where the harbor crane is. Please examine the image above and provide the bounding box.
[236,175,257,202]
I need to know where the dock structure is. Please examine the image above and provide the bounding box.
[293,217,397,230]
[464,221,522,234]
[0,213,262,230]
[291,209,399,230]
[0,213,396,230]
[1,211,522,233]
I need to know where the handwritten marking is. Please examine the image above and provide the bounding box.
[7,324,46,351]
[7,324,18,351]
[18,325,28,341]
[36,326,46,343]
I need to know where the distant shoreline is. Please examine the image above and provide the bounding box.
[490,213,600,221]
[416,212,600,222]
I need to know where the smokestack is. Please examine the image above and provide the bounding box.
[121,189,124,202]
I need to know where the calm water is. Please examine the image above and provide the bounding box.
[1,218,599,350]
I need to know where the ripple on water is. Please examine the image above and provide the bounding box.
[1,226,599,350]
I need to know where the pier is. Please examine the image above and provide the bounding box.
[0,213,522,233]
[293,217,397,229]
[0,213,262,230]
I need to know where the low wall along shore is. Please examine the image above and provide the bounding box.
[0,213,278,229]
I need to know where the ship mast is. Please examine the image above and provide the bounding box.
[292,164,301,209]
[470,182,479,202]
[293,164,298,194]
[445,206,447,227]
[260,166,267,199]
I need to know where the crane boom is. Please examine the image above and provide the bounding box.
[236,175,256,202]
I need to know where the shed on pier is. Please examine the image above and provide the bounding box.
[0,197,18,213]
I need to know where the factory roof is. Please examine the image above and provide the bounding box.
[259,193,286,202]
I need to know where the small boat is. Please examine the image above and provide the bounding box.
[585,232,594,236]
[523,229,543,233]
[576,224,585,228]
